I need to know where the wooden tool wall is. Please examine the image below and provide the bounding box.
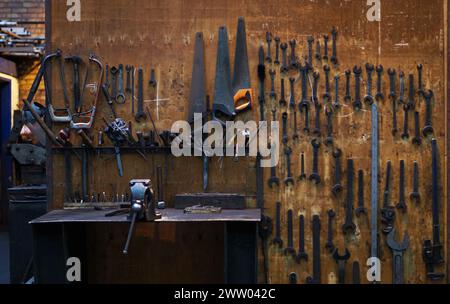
[47,0,448,283]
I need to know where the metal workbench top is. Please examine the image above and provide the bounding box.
[30,208,261,224]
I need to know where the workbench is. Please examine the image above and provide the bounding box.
[30,208,261,283]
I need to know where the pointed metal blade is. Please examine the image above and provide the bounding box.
[213,26,235,122]
[232,17,250,92]
[187,32,206,124]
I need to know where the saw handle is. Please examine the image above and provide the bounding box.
[234,89,253,113]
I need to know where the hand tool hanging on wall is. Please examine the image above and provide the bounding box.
[296,214,308,263]
[388,68,397,135]
[65,55,82,113]
[299,64,309,110]
[265,32,272,63]
[280,42,288,74]
[344,70,351,103]
[284,147,294,186]
[272,202,283,248]
[126,65,132,94]
[322,35,329,61]
[284,209,296,257]
[422,138,445,280]
[45,49,72,123]
[381,160,395,234]
[333,74,340,109]
[333,249,350,284]
[187,32,209,191]
[330,27,338,65]
[257,46,266,121]
[22,53,64,146]
[422,90,434,136]
[331,148,343,195]
[76,129,93,202]
[323,65,331,102]
[370,101,380,260]
[289,39,298,69]
[399,71,405,104]
[410,161,420,203]
[232,17,253,113]
[355,169,367,216]
[395,160,407,212]
[70,54,103,129]
[299,152,306,180]
[279,78,286,106]
[213,26,235,124]
[289,77,296,109]
[412,111,422,145]
[149,68,157,88]
[131,66,135,114]
[417,64,425,97]
[325,106,333,146]
[315,40,321,62]
[274,36,280,65]
[122,179,161,254]
[325,209,336,253]
[103,118,132,176]
[386,228,409,284]
[364,63,375,105]
[292,109,299,140]
[135,67,146,122]
[116,64,126,104]
[101,80,117,119]
[309,139,321,184]
[110,66,118,100]
[267,134,279,188]
[312,71,320,106]
[306,215,321,284]
[343,159,356,234]
[269,70,276,100]
[352,66,362,110]
[375,65,384,101]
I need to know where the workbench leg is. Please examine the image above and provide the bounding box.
[224,222,258,284]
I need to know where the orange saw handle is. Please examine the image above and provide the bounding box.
[234,88,254,113]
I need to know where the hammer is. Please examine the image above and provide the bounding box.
[65,56,82,112]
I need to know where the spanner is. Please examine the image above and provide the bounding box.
[116,64,126,103]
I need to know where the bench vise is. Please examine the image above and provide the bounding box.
[122,179,161,254]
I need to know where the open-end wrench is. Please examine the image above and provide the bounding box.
[395,160,407,212]
[332,148,343,194]
[344,70,351,103]
[289,77,296,109]
[289,39,299,69]
[116,64,126,104]
[306,215,321,284]
[333,249,350,284]
[417,64,425,97]
[325,209,336,253]
[410,161,420,203]
[422,90,434,136]
[323,65,331,101]
[355,169,367,216]
[315,40,321,62]
[333,74,340,109]
[386,229,409,284]
[282,112,288,144]
[342,159,356,234]
[364,63,375,105]
[323,35,329,61]
[274,37,280,65]
[293,109,299,140]
[381,161,395,234]
[279,78,287,106]
[375,65,384,101]
[149,68,157,88]
[110,66,118,101]
[299,152,306,180]
[284,209,296,257]
[353,66,362,110]
[284,147,294,186]
[272,202,283,248]
[313,103,321,136]
[266,32,272,63]
[135,67,146,122]
[131,66,135,114]
[312,71,320,105]
[126,65,132,93]
[406,74,415,110]
[401,104,409,140]
[309,139,321,184]
[296,214,308,263]
[269,70,276,99]
[399,71,405,104]
[330,27,338,65]
[325,106,333,146]
[280,43,288,73]
[388,68,398,135]
[412,111,422,145]
[299,65,309,110]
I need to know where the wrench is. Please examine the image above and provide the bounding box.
[135,67,147,122]
[116,64,126,103]
[307,36,314,68]
[401,104,409,140]
[325,106,333,146]
[274,36,280,65]
[299,152,307,180]
[269,69,277,99]
[333,249,350,284]
[331,148,343,195]
[312,71,320,105]
[323,65,331,101]
[388,68,398,135]
[375,65,384,101]
[289,77,296,109]
[284,147,294,186]
[284,209,296,257]
[381,161,395,234]
[315,40,321,62]
[399,71,405,104]
[296,214,308,263]
[299,65,309,110]
[330,27,338,65]
[395,160,407,212]
[272,202,283,248]
[126,65,132,93]
[293,110,299,140]
[422,90,434,136]
[110,66,118,101]
[282,112,288,144]
[309,139,321,184]
[412,111,422,145]
[306,215,321,284]
[149,68,157,87]
[325,209,336,253]
[386,228,409,284]
[417,64,425,97]
[353,66,362,110]
[344,70,352,103]
[406,74,415,109]
[333,74,340,109]
[279,78,287,106]
[280,43,288,73]
[410,161,420,202]
[342,159,356,234]
[289,39,298,69]
[323,35,329,61]
[364,63,375,105]
[355,169,367,216]
[266,32,272,63]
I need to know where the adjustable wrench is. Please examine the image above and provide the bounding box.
[135,67,147,122]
